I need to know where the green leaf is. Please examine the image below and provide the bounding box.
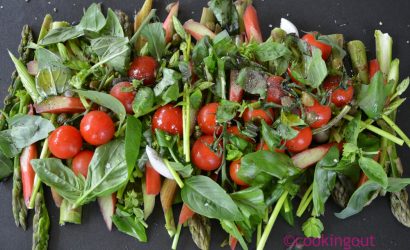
[236,67,267,98]
[35,68,71,97]
[172,16,186,40]
[125,116,142,177]
[132,87,154,117]
[168,161,193,178]
[312,146,339,215]
[155,129,177,149]
[335,180,381,219]
[386,177,410,193]
[38,27,85,46]
[100,8,124,37]
[112,212,147,242]
[190,89,202,110]
[261,120,282,150]
[153,68,181,97]
[392,77,409,98]
[140,22,166,60]
[35,47,67,70]
[31,158,85,203]
[276,123,298,140]
[192,37,212,77]
[255,40,292,62]
[90,36,131,73]
[281,111,306,126]
[239,150,299,185]
[181,175,243,221]
[212,31,238,58]
[220,220,248,250]
[75,90,126,125]
[80,139,127,204]
[0,151,13,181]
[161,83,179,103]
[358,71,388,119]
[78,3,106,32]
[358,156,388,189]
[306,48,328,88]
[302,217,324,238]
[230,187,266,219]
[344,113,361,144]
[208,0,239,34]
[216,100,241,123]
[0,134,18,158]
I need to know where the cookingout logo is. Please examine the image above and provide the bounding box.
[282,234,376,249]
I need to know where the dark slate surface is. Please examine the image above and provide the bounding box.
[0,0,409,249]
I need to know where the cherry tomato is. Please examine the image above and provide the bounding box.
[256,141,285,153]
[197,103,222,135]
[227,126,252,142]
[72,150,94,178]
[152,104,183,136]
[305,104,331,128]
[285,127,312,153]
[243,105,275,125]
[80,111,115,146]
[229,159,247,186]
[301,33,332,60]
[323,76,354,107]
[128,56,158,85]
[191,135,222,171]
[110,82,135,114]
[48,125,83,159]
[266,76,285,104]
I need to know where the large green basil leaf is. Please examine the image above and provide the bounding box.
[335,180,381,219]
[100,8,124,37]
[80,139,127,203]
[90,36,130,73]
[0,151,13,180]
[230,187,266,219]
[125,116,142,176]
[35,47,66,70]
[140,22,166,60]
[358,71,388,119]
[77,3,106,32]
[36,68,71,97]
[31,158,84,203]
[181,175,243,221]
[312,146,339,216]
[358,156,388,189]
[75,90,126,125]
[306,48,328,88]
[38,27,85,46]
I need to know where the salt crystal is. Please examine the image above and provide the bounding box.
[379,21,383,26]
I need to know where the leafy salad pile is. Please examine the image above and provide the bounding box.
[1,0,410,250]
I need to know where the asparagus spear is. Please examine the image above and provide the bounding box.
[347,40,369,84]
[12,157,27,230]
[32,191,50,250]
[188,214,211,250]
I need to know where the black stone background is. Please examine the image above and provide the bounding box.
[0,0,409,249]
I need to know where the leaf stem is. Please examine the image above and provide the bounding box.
[296,183,313,217]
[382,114,410,148]
[256,191,288,250]
[163,159,184,189]
[172,223,182,250]
[183,84,191,162]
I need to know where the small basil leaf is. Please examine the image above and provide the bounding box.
[216,100,240,123]
[302,217,324,238]
[132,87,154,117]
[255,40,292,62]
[125,116,142,177]
[140,22,166,60]
[154,68,181,97]
[0,151,13,180]
[386,177,410,193]
[358,156,388,189]
[77,3,106,32]
[100,8,124,37]
[220,220,248,250]
[112,213,147,242]
[358,71,388,119]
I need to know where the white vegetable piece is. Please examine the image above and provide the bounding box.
[145,146,174,179]
[280,18,299,37]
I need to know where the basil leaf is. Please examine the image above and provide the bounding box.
[306,47,328,88]
[172,16,186,40]
[78,3,106,32]
[0,133,19,158]
[35,47,66,70]
[312,146,339,215]
[141,22,166,60]
[75,90,126,125]
[112,213,147,242]
[281,111,306,127]
[212,32,238,58]
[237,67,267,98]
[132,87,154,117]
[208,0,239,34]
[216,100,240,123]
[302,217,324,238]
[220,220,248,250]
[31,158,85,203]
[192,37,212,77]
[190,89,202,110]
[358,71,388,119]
[358,156,388,189]
[125,116,142,176]
[38,27,84,46]
[393,77,409,98]
[230,187,266,219]
[181,175,243,221]
[168,161,193,178]
[335,180,381,219]
[255,40,292,62]
[261,120,281,150]
[386,177,410,193]
[35,68,71,97]
[0,151,13,180]
[80,139,127,203]
[344,113,361,144]
[155,129,178,149]
[100,8,124,37]
[90,36,131,73]
[161,83,180,103]
[153,68,181,96]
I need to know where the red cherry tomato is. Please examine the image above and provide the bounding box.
[305,104,332,128]
[197,103,222,135]
[152,104,183,136]
[191,135,222,171]
[243,105,275,125]
[80,111,115,146]
[285,127,312,153]
[128,56,158,85]
[110,82,135,114]
[256,141,285,153]
[227,126,252,142]
[302,33,332,60]
[48,125,83,159]
[229,159,247,186]
[323,76,354,107]
[266,76,285,104]
[72,150,94,178]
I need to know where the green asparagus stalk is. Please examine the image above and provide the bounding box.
[37,14,53,41]
[59,199,82,225]
[12,156,27,230]
[32,191,50,250]
[347,40,369,84]
[115,9,133,39]
[188,214,211,250]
